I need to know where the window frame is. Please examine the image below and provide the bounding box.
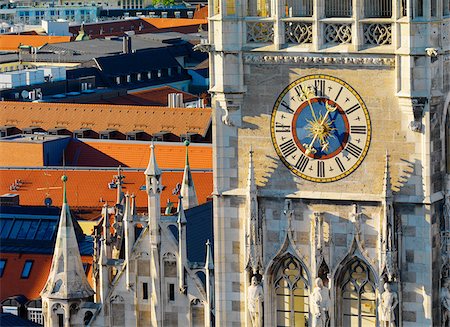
[21,260,34,279]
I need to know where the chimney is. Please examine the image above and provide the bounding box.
[123,35,132,54]
[168,93,184,107]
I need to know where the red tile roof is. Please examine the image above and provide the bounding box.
[91,86,199,106]
[0,168,212,209]
[65,140,212,169]
[0,253,92,301]
[142,18,207,29]
[0,35,71,51]
[193,5,208,19]
[0,101,211,137]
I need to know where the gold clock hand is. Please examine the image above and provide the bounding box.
[299,87,318,122]
[304,101,337,156]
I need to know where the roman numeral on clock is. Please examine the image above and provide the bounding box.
[350,125,366,134]
[335,157,345,172]
[317,161,325,178]
[334,86,343,102]
[294,85,305,98]
[280,100,294,113]
[314,80,326,97]
[275,122,291,133]
[294,154,309,172]
[346,142,363,158]
[345,104,360,115]
[279,139,297,157]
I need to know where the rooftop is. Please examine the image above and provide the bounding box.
[65,139,212,169]
[0,101,212,138]
[0,35,71,51]
[0,134,70,144]
[0,168,212,209]
[90,86,199,106]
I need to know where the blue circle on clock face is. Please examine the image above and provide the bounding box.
[292,98,349,159]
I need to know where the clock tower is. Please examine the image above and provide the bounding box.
[207,0,450,326]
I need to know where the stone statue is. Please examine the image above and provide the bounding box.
[380,283,398,327]
[310,278,330,327]
[441,280,450,326]
[247,276,263,327]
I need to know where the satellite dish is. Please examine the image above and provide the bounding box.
[21,90,29,99]
[44,197,52,207]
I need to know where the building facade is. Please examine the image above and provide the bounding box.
[40,143,215,326]
[208,0,450,326]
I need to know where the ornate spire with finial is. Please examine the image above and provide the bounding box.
[383,150,393,200]
[145,142,162,178]
[40,175,94,300]
[180,140,198,210]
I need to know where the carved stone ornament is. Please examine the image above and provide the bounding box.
[409,97,427,132]
[442,279,450,327]
[243,54,395,67]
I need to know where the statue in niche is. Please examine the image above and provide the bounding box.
[380,283,398,327]
[442,279,450,326]
[247,276,263,327]
[310,278,330,327]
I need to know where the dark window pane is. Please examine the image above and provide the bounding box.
[25,221,40,239]
[17,220,31,239]
[43,222,56,240]
[34,221,49,240]
[0,260,6,277]
[0,220,13,238]
[169,283,175,301]
[9,220,23,239]
[143,282,148,300]
[21,260,33,278]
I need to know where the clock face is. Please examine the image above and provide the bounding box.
[271,75,371,182]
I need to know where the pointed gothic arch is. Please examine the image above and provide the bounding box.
[267,253,310,327]
[334,256,377,327]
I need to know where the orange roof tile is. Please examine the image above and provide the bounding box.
[0,168,212,208]
[0,253,92,301]
[0,35,71,51]
[0,142,44,167]
[142,18,207,29]
[0,102,211,137]
[65,140,212,169]
[193,5,209,19]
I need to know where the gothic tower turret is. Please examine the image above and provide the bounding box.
[40,175,94,327]
[180,140,198,210]
[144,143,163,326]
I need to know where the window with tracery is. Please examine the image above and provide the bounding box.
[274,256,309,327]
[325,0,352,17]
[339,259,377,327]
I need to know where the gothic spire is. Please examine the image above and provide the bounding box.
[41,175,94,300]
[145,142,162,178]
[383,151,393,201]
[180,140,198,210]
[248,146,256,194]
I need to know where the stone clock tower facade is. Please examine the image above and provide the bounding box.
[207,0,450,325]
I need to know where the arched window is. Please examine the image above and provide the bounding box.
[274,255,309,327]
[248,0,271,17]
[338,259,376,327]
